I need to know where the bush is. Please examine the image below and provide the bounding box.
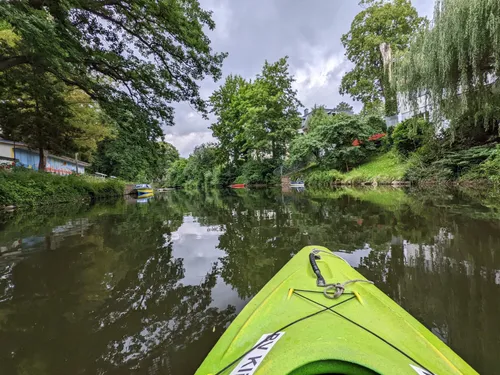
[304,169,343,187]
[404,154,454,183]
[460,145,500,183]
[233,175,247,184]
[238,160,276,185]
[0,168,125,207]
[403,145,496,182]
[392,118,433,156]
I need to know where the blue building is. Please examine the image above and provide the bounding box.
[0,138,90,175]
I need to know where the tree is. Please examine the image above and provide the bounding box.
[182,143,219,187]
[210,57,301,169]
[90,109,168,181]
[66,89,114,162]
[392,118,432,156]
[165,159,189,187]
[246,57,302,161]
[396,0,500,131]
[0,67,79,170]
[340,0,426,116]
[209,75,249,166]
[359,99,385,119]
[333,101,354,113]
[289,111,378,171]
[0,0,227,129]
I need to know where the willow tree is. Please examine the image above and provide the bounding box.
[397,0,500,133]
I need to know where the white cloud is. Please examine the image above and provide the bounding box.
[167,0,435,157]
[291,46,356,110]
[201,0,233,40]
[164,131,216,157]
[293,48,345,92]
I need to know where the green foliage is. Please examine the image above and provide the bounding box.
[460,147,500,183]
[304,169,344,187]
[0,0,225,180]
[0,168,125,207]
[233,175,247,184]
[165,159,189,187]
[392,118,433,156]
[332,101,354,113]
[360,99,385,118]
[168,56,303,188]
[397,0,500,127]
[182,143,219,188]
[289,111,379,172]
[0,69,76,169]
[209,75,250,165]
[342,151,408,184]
[341,0,426,115]
[0,67,115,168]
[365,115,387,133]
[91,114,178,182]
[0,0,226,128]
[239,160,277,185]
[210,57,301,168]
[405,145,497,182]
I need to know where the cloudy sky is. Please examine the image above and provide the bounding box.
[165,0,435,157]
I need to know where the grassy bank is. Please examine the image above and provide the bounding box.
[0,168,125,207]
[291,152,409,187]
[342,152,408,184]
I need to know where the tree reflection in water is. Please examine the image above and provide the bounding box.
[0,188,498,374]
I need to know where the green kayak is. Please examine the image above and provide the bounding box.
[196,246,478,375]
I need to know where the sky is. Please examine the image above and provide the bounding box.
[165,0,436,157]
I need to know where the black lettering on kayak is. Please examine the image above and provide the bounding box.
[230,333,284,375]
[241,356,262,369]
[257,339,275,350]
[266,333,280,341]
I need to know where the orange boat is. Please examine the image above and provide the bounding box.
[230,183,246,189]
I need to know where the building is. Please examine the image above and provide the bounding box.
[300,106,354,134]
[0,138,90,175]
[392,72,498,127]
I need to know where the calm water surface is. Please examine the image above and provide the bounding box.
[0,188,499,374]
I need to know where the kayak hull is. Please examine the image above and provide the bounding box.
[196,246,478,375]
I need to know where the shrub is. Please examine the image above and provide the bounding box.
[305,169,343,187]
[233,175,247,184]
[0,168,125,207]
[392,118,433,156]
[460,145,500,183]
[239,160,275,184]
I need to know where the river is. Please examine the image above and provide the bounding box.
[0,188,499,374]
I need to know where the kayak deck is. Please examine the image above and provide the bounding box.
[196,246,477,375]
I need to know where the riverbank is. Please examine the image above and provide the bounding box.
[0,169,125,208]
[289,152,409,187]
[288,147,500,188]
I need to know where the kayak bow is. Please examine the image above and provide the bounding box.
[196,246,478,375]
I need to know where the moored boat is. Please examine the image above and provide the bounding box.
[134,184,154,197]
[230,183,246,189]
[290,180,305,188]
[195,245,478,375]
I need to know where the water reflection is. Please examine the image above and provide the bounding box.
[0,188,499,374]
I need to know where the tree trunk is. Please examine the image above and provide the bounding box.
[39,147,47,171]
[0,56,29,71]
[379,43,398,116]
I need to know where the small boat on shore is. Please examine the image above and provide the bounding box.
[133,184,154,197]
[196,245,478,375]
[230,183,246,189]
[290,180,305,188]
